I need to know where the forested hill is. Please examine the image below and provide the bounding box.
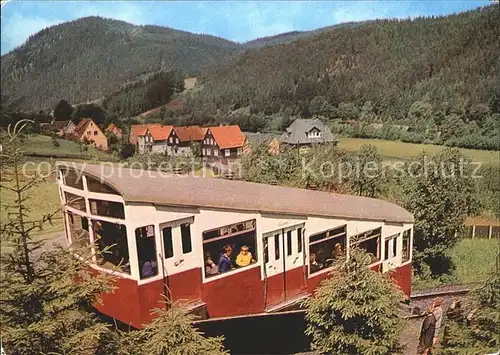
[187,6,499,120]
[0,16,243,112]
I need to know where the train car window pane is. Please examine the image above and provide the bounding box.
[67,212,90,249]
[62,169,83,189]
[202,219,258,279]
[384,239,389,260]
[393,237,398,257]
[136,225,158,279]
[297,228,303,253]
[87,176,120,195]
[93,220,130,274]
[89,199,125,219]
[402,229,411,262]
[287,231,292,256]
[351,228,381,264]
[274,234,280,260]
[65,192,86,212]
[181,223,192,254]
[162,227,174,259]
[264,239,269,264]
[309,226,347,275]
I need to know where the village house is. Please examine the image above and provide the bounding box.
[105,123,123,139]
[136,125,174,154]
[243,132,281,156]
[41,120,76,137]
[71,118,108,151]
[280,118,337,153]
[170,126,207,156]
[201,125,246,168]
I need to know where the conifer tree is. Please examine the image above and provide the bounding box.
[439,257,500,354]
[304,249,404,355]
[0,120,116,354]
[120,300,227,355]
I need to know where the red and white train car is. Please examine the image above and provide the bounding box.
[57,163,414,329]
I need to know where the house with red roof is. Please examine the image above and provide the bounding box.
[71,118,108,151]
[133,124,174,154]
[105,123,123,139]
[201,125,246,166]
[170,126,207,156]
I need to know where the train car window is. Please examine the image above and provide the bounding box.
[135,225,158,280]
[384,239,389,260]
[93,220,130,275]
[393,236,398,257]
[87,176,120,195]
[62,169,83,189]
[351,228,382,263]
[297,228,303,253]
[402,229,411,262]
[202,219,257,278]
[67,212,90,249]
[309,225,347,275]
[286,230,292,256]
[274,234,280,260]
[264,239,269,264]
[89,199,125,219]
[162,227,174,259]
[384,234,399,260]
[181,223,192,254]
[65,192,86,212]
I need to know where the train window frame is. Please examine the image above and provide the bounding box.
[162,226,174,259]
[61,169,84,190]
[402,229,411,263]
[202,219,258,281]
[89,199,125,219]
[86,176,120,195]
[64,191,87,212]
[384,233,399,260]
[308,225,347,277]
[286,230,293,256]
[181,223,192,254]
[93,219,130,275]
[135,225,158,280]
[351,227,382,264]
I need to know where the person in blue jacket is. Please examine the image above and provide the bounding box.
[218,245,233,273]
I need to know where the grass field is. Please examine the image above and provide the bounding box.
[19,134,116,161]
[412,238,499,290]
[0,177,64,236]
[338,138,500,165]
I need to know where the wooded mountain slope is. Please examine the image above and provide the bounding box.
[188,6,499,119]
[1,16,242,112]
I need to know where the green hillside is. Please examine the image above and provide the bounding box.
[188,6,499,121]
[1,16,242,112]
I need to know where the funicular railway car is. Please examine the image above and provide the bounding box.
[56,163,414,329]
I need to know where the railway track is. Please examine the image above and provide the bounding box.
[401,283,480,319]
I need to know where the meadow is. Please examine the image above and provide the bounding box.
[19,134,117,161]
[338,138,500,165]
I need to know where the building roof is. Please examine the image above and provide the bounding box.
[41,120,70,131]
[148,125,174,141]
[62,163,414,224]
[130,124,151,144]
[208,125,246,149]
[73,119,92,138]
[174,126,206,142]
[130,124,173,143]
[280,119,337,145]
[105,123,122,135]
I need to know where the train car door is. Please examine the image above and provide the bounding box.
[159,217,201,302]
[283,224,306,299]
[263,231,285,307]
[263,223,306,308]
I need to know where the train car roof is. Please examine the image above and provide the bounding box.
[59,163,414,224]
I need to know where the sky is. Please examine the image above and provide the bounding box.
[0,0,491,54]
